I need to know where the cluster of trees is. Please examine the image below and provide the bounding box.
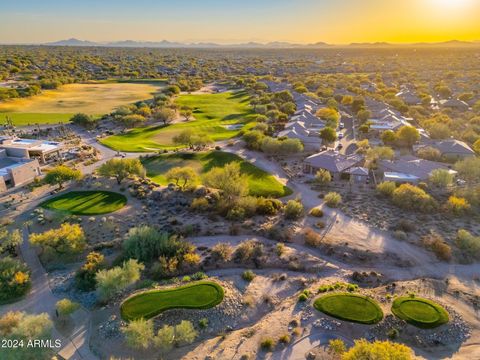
[380,126,421,148]
[0,311,54,360]
[29,223,86,262]
[44,165,82,190]
[122,226,199,279]
[122,318,197,350]
[0,257,31,302]
[243,124,303,155]
[173,129,213,150]
[329,338,414,360]
[376,182,437,213]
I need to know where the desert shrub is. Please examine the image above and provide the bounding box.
[0,257,31,303]
[174,320,198,345]
[75,251,105,291]
[236,196,258,217]
[324,192,342,207]
[56,298,80,320]
[198,318,208,329]
[315,169,332,186]
[304,228,322,247]
[393,230,407,241]
[276,243,285,256]
[392,184,437,212]
[376,181,396,197]
[122,318,154,349]
[309,208,324,217]
[123,226,192,263]
[96,259,144,302]
[29,223,86,261]
[298,293,308,302]
[266,225,294,242]
[242,270,256,282]
[284,199,304,220]
[235,240,264,263]
[191,272,208,281]
[211,243,233,262]
[256,198,283,215]
[342,339,414,360]
[328,338,346,355]
[445,196,470,215]
[190,197,210,211]
[429,169,454,188]
[279,334,291,344]
[456,229,480,259]
[395,220,416,233]
[0,228,22,255]
[154,324,175,351]
[260,337,276,352]
[387,328,400,340]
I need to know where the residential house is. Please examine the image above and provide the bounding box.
[379,155,456,184]
[304,150,365,180]
[0,149,41,193]
[396,89,422,105]
[440,99,469,111]
[414,139,475,160]
[0,137,62,164]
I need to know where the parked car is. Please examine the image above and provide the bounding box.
[338,132,344,139]
[336,143,343,150]
[339,122,345,129]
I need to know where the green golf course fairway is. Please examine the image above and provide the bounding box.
[100,90,256,152]
[120,281,224,321]
[391,296,449,328]
[0,82,162,126]
[314,293,384,324]
[40,190,127,215]
[143,151,292,198]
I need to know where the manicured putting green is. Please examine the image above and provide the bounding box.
[143,150,292,198]
[314,293,383,324]
[391,296,449,328]
[120,281,224,321]
[41,190,127,215]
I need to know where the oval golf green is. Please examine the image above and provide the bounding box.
[391,296,449,329]
[120,281,225,321]
[314,293,383,324]
[40,190,127,215]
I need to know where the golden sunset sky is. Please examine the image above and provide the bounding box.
[0,0,479,44]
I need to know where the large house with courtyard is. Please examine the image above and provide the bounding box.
[0,149,41,193]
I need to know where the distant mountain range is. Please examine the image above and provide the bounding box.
[42,38,480,49]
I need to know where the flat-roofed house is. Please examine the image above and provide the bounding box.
[0,137,62,164]
[0,149,41,193]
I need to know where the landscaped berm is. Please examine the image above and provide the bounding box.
[313,293,384,324]
[40,190,127,215]
[120,281,225,321]
[143,151,292,198]
[391,296,449,329]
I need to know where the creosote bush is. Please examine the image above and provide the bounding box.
[324,192,342,208]
[284,199,304,220]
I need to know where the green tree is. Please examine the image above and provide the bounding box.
[319,127,337,144]
[154,324,175,351]
[380,130,396,145]
[154,107,176,125]
[392,184,437,212]
[204,162,249,205]
[395,126,420,148]
[44,165,82,190]
[98,158,145,184]
[71,113,96,129]
[165,166,199,190]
